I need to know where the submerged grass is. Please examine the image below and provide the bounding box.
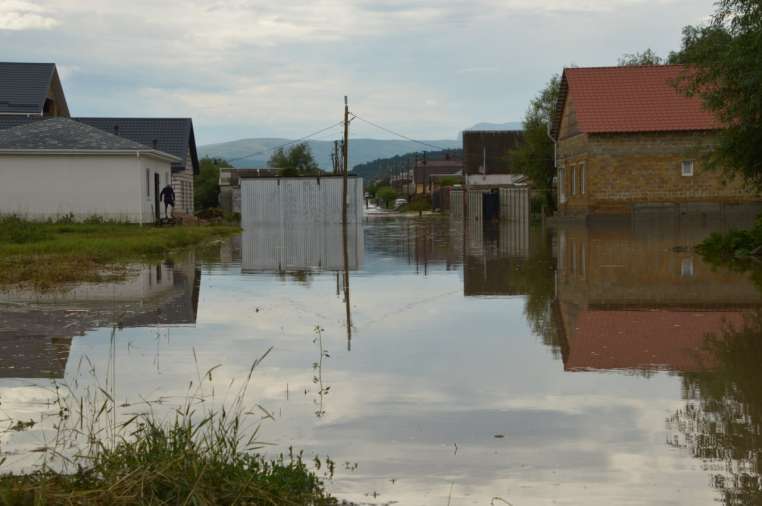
[0,216,239,288]
[0,335,339,505]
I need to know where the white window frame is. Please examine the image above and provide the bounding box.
[571,165,577,196]
[681,160,694,177]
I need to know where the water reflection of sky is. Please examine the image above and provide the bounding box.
[2,214,761,505]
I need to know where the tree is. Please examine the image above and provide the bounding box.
[617,48,666,66]
[672,2,762,188]
[407,195,431,216]
[268,143,322,177]
[375,186,397,209]
[512,75,560,211]
[194,157,231,212]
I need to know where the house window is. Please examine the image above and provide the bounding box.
[681,257,695,277]
[146,169,150,197]
[682,160,694,177]
[580,163,586,195]
[558,167,565,204]
[571,166,577,195]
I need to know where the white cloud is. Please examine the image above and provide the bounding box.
[0,0,58,30]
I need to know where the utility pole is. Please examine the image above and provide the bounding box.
[333,140,340,175]
[342,96,349,225]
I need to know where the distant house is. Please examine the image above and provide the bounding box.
[0,118,179,222]
[462,130,525,188]
[413,156,463,194]
[550,64,760,216]
[0,62,200,217]
[75,118,200,216]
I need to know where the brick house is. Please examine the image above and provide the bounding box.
[550,65,759,216]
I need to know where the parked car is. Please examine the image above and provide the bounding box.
[393,198,408,209]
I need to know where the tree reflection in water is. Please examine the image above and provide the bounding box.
[668,311,762,505]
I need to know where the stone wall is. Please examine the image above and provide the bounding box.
[557,131,759,214]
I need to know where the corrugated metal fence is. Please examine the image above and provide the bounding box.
[241,177,364,226]
[499,187,529,222]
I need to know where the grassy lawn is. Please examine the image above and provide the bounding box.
[0,217,239,289]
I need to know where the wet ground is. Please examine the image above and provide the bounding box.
[1,213,761,505]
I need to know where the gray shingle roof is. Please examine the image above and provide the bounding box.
[0,117,169,152]
[0,116,44,130]
[75,117,199,174]
[0,62,56,114]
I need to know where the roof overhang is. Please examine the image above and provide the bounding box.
[0,149,181,164]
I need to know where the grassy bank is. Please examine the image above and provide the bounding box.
[0,419,337,505]
[0,216,239,288]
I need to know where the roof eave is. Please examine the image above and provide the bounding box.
[0,149,181,163]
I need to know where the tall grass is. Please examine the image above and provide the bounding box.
[0,328,337,505]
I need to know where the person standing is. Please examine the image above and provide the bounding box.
[159,183,176,219]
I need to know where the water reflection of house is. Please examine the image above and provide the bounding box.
[554,217,759,372]
[463,221,533,296]
[0,259,200,379]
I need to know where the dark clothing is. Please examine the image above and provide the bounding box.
[159,185,175,205]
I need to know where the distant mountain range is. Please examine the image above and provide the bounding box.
[198,121,522,171]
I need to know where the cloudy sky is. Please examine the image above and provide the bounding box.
[1,0,713,145]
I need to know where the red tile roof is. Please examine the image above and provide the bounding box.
[552,65,723,138]
[564,309,744,372]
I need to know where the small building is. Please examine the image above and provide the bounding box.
[462,130,525,188]
[550,64,759,216]
[413,157,463,194]
[0,118,179,223]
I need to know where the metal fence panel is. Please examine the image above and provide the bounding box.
[241,177,363,226]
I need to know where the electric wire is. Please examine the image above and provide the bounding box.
[349,112,453,152]
[227,121,345,163]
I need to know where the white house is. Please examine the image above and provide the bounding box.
[0,118,179,223]
[0,62,201,218]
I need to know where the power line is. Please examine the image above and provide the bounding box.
[227,121,345,163]
[349,112,452,152]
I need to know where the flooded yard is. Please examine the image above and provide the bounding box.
[1,214,760,505]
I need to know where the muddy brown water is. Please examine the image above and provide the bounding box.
[1,214,761,505]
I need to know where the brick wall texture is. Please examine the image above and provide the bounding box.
[557,131,759,214]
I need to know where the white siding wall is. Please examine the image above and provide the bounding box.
[0,154,171,223]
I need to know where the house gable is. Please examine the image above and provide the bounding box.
[0,62,69,117]
[558,93,582,140]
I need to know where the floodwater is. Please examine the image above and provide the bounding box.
[1,213,761,505]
